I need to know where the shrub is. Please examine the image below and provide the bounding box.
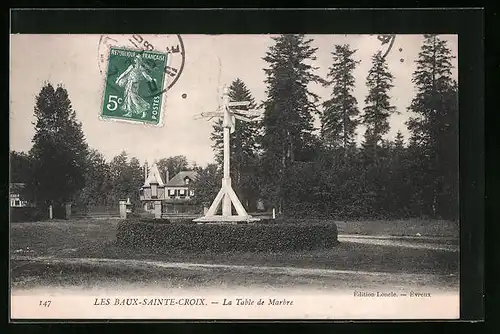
[116,219,339,253]
[10,207,45,222]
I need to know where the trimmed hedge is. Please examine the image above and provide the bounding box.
[116,219,339,252]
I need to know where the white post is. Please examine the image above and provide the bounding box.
[65,203,72,220]
[48,205,53,219]
[193,84,259,223]
[119,200,127,219]
[222,86,232,216]
[272,208,276,219]
[154,201,162,219]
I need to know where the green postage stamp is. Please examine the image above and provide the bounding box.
[100,47,168,125]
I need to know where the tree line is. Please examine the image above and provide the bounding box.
[12,147,193,211]
[10,34,458,221]
[195,34,458,220]
[10,85,193,214]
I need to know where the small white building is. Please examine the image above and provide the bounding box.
[139,161,198,214]
[10,183,30,207]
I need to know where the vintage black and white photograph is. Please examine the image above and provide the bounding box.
[10,32,459,319]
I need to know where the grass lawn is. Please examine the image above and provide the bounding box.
[10,219,459,291]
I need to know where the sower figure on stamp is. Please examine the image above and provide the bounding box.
[116,54,156,118]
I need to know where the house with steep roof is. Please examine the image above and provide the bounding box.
[165,171,197,200]
[139,161,199,215]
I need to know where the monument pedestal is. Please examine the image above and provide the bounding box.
[193,215,261,223]
[193,178,260,223]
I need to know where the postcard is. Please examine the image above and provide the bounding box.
[10,33,460,320]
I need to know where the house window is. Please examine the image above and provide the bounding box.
[151,184,158,198]
[179,189,185,196]
[189,190,194,197]
[184,178,190,185]
[168,189,176,197]
[14,199,20,207]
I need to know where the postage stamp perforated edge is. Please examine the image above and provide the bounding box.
[100,46,168,125]
[97,38,173,128]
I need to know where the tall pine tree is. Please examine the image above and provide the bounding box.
[211,79,259,176]
[387,131,413,217]
[361,52,396,162]
[394,130,405,151]
[210,78,260,209]
[407,34,458,219]
[29,83,88,208]
[260,34,323,212]
[321,44,360,156]
[358,52,396,216]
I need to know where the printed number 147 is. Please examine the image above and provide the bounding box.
[39,300,51,307]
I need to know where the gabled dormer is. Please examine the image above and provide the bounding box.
[143,161,165,199]
[143,161,165,187]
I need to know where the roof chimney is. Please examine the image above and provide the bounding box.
[165,170,169,183]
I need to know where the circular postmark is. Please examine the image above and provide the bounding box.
[98,34,186,91]
[370,34,397,59]
[97,34,186,126]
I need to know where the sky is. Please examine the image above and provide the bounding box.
[10,34,458,167]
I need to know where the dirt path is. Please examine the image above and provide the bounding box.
[11,255,459,292]
[338,235,459,252]
[10,254,449,278]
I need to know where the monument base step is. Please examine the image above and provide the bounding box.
[193,215,261,223]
